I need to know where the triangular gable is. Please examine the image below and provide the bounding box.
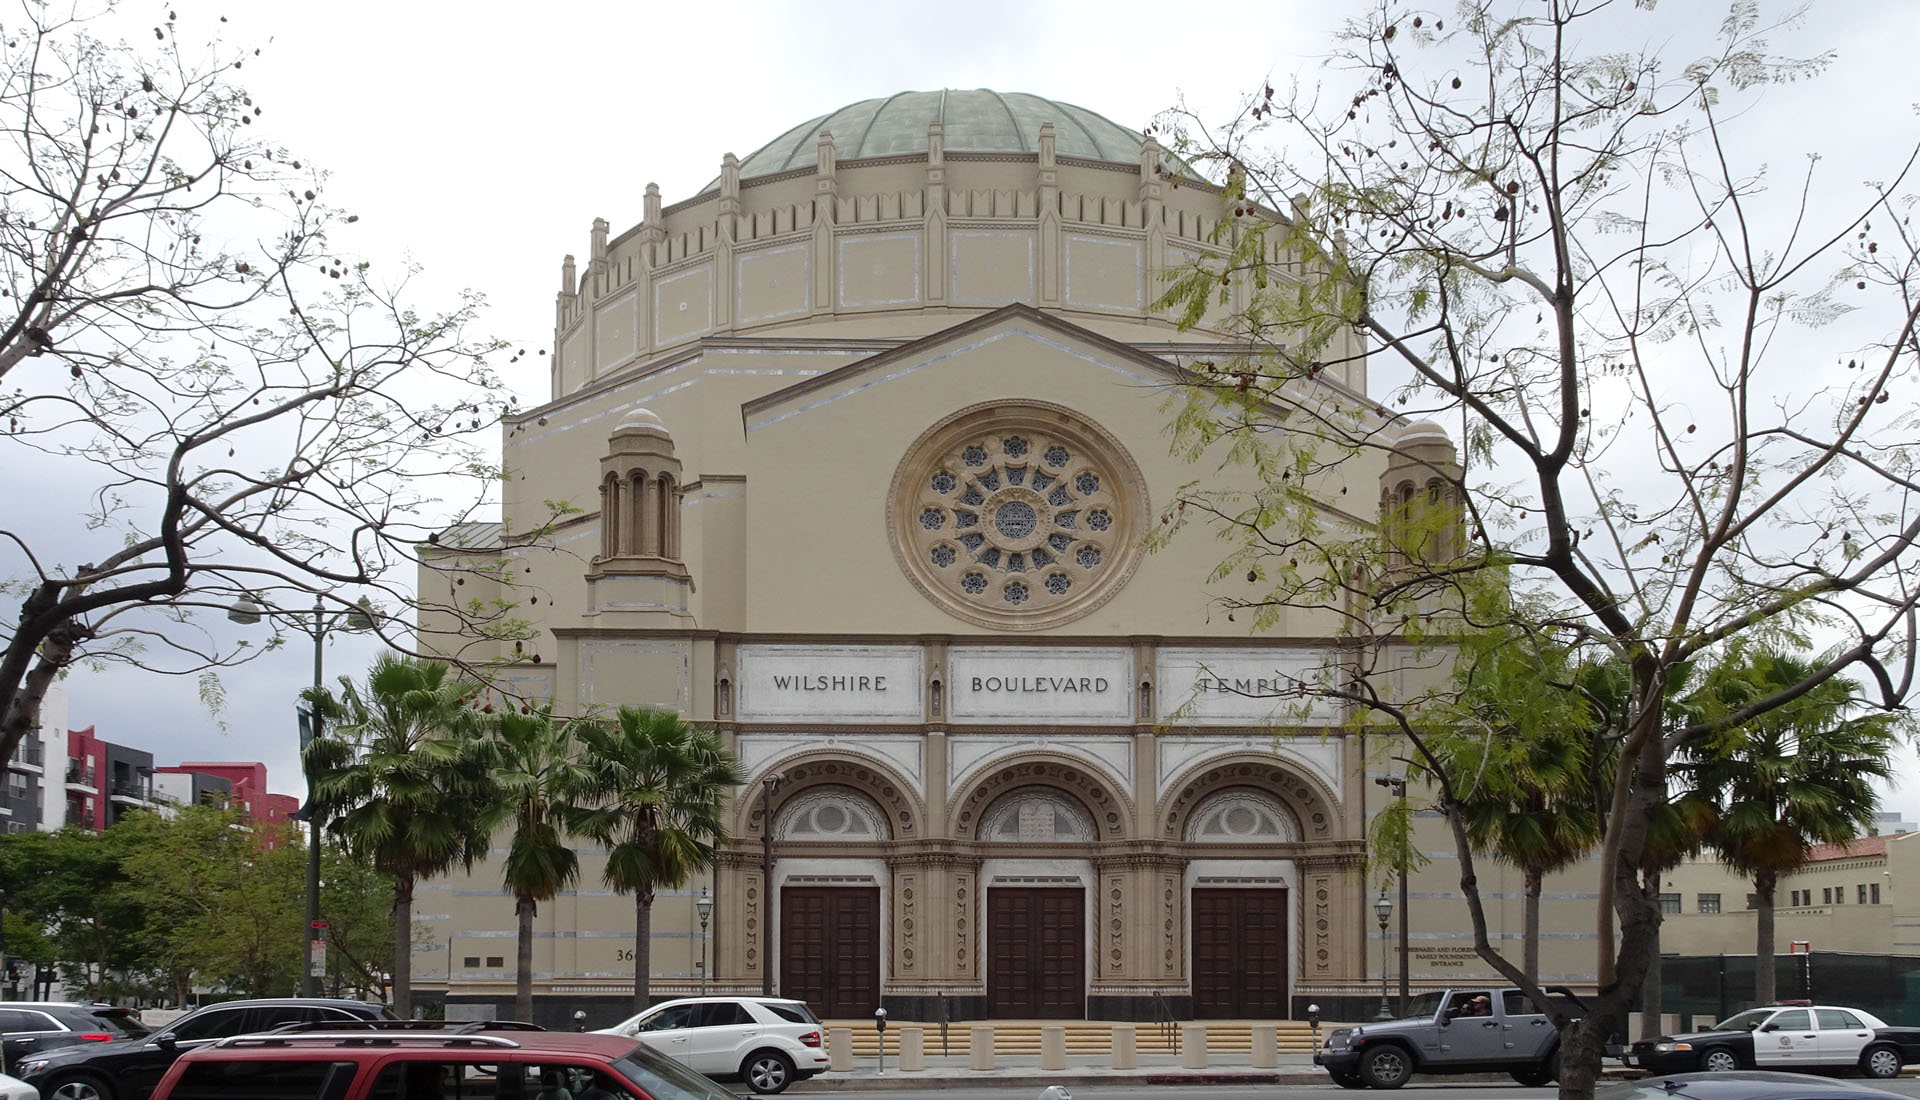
[739,303,1191,434]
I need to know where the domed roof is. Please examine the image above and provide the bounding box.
[735,89,1152,180]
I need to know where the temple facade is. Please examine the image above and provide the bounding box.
[412,90,1547,1026]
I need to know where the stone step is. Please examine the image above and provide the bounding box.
[828,1021,1325,1057]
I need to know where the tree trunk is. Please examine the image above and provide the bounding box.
[1641,866,1664,1041]
[1524,866,1543,989]
[632,888,653,1013]
[1754,870,1778,1005]
[515,894,535,1023]
[0,620,82,775]
[393,873,414,1019]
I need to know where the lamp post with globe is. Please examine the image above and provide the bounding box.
[1375,891,1395,1020]
[696,887,713,994]
[228,592,372,996]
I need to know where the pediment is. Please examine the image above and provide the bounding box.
[739,304,1187,431]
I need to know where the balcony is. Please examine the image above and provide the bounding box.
[7,744,43,773]
[64,761,97,790]
[109,780,173,805]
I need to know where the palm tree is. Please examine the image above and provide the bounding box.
[1421,627,1603,989]
[488,702,597,1023]
[570,706,744,1012]
[1677,649,1901,1004]
[306,654,501,1018]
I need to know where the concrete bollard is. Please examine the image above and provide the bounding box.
[970,1025,995,1070]
[1662,1013,1681,1036]
[1251,1024,1278,1069]
[898,1027,924,1072]
[828,1028,853,1072]
[1181,1024,1208,1068]
[1041,1025,1066,1070]
[1110,1023,1137,1069]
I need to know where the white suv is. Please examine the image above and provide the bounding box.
[594,995,828,1094]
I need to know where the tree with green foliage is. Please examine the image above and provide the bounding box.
[1413,620,1602,991]
[0,825,145,999]
[570,707,743,1012]
[317,840,398,1001]
[488,702,596,1023]
[1151,3,1920,1094]
[307,654,501,1018]
[118,805,307,998]
[1678,649,1902,1005]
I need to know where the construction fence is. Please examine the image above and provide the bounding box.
[1658,952,1920,1026]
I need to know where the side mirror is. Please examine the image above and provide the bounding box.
[1760,1023,1779,1033]
[154,1035,177,1050]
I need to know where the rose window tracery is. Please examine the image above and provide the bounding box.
[891,400,1148,629]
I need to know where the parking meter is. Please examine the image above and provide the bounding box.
[1308,1003,1321,1047]
[874,1008,888,1074]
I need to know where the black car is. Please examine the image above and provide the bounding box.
[15,997,391,1100]
[0,1002,149,1071]
[1597,1070,1911,1100]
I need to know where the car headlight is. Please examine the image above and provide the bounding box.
[18,1058,51,1076]
[1652,1042,1692,1053]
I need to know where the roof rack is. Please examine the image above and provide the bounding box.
[216,1030,525,1051]
[263,1020,546,1036]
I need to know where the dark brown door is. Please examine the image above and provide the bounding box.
[780,886,880,1018]
[987,887,1084,1018]
[1192,887,1288,1018]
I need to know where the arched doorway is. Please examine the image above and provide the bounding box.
[777,787,886,1017]
[1187,790,1299,1018]
[981,789,1093,1018]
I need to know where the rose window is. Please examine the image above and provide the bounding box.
[891,400,1147,629]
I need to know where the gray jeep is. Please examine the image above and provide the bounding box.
[1313,986,1585,1089]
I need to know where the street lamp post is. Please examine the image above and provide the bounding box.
[759,772,786,996]
[1375,891,1394,1020]
[1375,775,1410,1013]
[696,887,713,995]
[229,592,371,997]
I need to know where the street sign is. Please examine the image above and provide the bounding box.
[309,939,326,977]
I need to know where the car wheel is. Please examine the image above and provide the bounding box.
[1329,1068,1368,1089]
[1700,1048,1741,1073]
[1862,1045,1904,1079]
[1510,1064,1554,1087]
[46,1074,116,1100]
[1359,1044,1413,1090]
[742,1049,796,1094]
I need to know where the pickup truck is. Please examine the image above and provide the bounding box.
[1313,986,1585,1089]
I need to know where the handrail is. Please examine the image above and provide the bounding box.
[1150,991,1178,1052]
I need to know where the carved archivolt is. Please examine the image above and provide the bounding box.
[1184,790,1301,843]
[1158,754,1339,843]
[777,786,892,842]
[950,754,1130,840]
[742,754,920,840]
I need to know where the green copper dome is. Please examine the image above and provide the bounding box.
[735,89,1151,179]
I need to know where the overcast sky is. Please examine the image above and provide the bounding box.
[45,0,1920,818]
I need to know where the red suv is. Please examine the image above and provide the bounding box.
[149,1022,750,1100]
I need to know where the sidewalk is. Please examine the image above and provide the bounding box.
[802,1050,1335,1090]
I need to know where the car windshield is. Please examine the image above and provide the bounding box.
[613,1040,741,1100]
[1710,1008,1775,1032]
[1401,993,1446,1018]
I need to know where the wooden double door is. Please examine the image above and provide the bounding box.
[1191,887,1289,1018]
[779,886,880,1018]
[987,887,1085,1018]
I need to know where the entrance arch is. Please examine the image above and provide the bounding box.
[978,787,1095,1019]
